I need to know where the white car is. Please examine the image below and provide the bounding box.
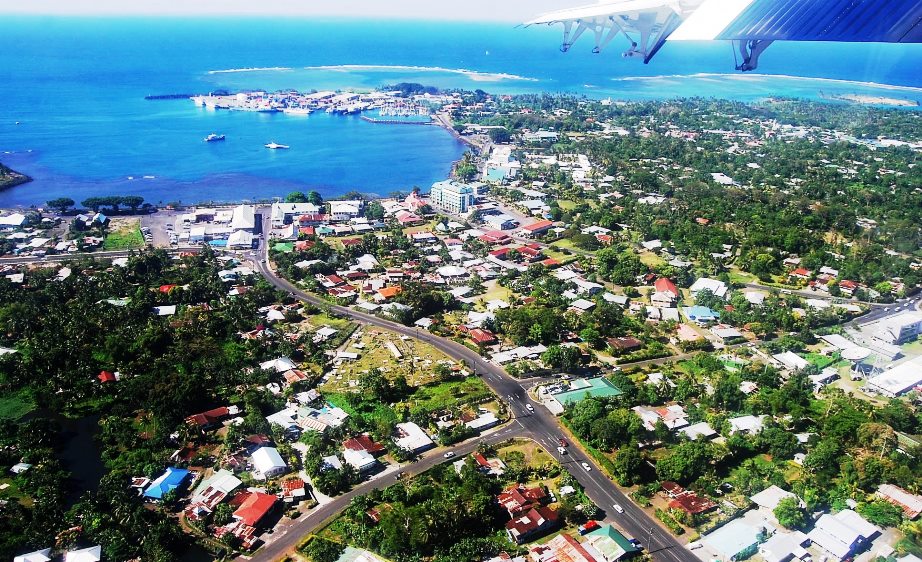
[525,404,534,412]
[581,462,591,471]
[613,504,624,514]
[443,451,455,459]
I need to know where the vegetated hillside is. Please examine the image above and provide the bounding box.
[0,162,31,190]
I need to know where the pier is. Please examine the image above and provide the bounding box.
[145,94,196,100]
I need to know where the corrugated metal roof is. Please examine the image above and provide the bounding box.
[716,0,922,42]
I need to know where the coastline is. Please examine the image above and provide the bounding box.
[0,163,32,192]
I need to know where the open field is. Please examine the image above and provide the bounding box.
[103,218,144,250]
[321,327,459,392]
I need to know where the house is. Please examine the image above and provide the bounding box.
[469,328,498,346]
[751,485,802,512]
[773,351,810,371]
[607,337,642,354]
[682,305,719,325]
[711,325,744,342]
[143,467,191,500]
[652,277,679,306]
[759,531,810,562]
[729,414,767,434]
[808,510,879,561]
[186,469,243,520]
[233,490,279,527]
[528,533,606,562]
[393,422,434,454]
[250,446,287,479]
[585,524,642,561]
[689,277,728,299]
[186,405,240,432]
[634,405,688,431]
[343,448,379,473]
[498,484,548,516]
[701,518,766,561]
[520,219,554,237]
[679,421,717,440]
[505,506,559,544]
[569,298,596,314]
[877,484,922,519]
[344,434,386,456]
[374,286,402,302]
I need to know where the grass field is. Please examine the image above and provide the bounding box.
[103,218,144,250]
[471,281,514,312]
[638,250,665,267]
[321,327,458,392]
[557,200,578,211]
[407,378,494,412]
[0,389,35,420]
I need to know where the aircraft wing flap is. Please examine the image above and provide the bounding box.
[714,0,922,42]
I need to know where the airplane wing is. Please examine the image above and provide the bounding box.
[524,0,704,63]
[527,0,922,70]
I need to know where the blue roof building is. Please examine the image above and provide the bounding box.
[143,467,191,500]
[682,305,720,325]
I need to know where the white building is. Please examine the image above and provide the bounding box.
[250,446,288,479]
[230,205,256,232]
[872,311,922,345]
[271,202,321,226]
[808,510,879,561]
[343,448,378,473]
[689,277,728,299]
[393,422,434,454]
[429,180,475,214]
[865,356,922,397]
[329,200,363,222]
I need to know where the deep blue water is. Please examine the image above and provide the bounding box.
[0,16,920,207]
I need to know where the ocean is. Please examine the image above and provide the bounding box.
[1,16,920,207]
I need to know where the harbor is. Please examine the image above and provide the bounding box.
[189,88,438,117]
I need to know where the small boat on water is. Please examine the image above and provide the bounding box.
[265,142,290,150]
[205,133,226,142]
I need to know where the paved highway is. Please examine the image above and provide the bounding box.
[247,211,701,562]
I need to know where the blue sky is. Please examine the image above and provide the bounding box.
[0,0,583,21]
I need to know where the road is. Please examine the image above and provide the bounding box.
[247,210,701,562]
[245,421,526,562]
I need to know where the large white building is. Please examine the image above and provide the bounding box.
[429,180,475,214]
[393,422,434,454]
[230,205,256,232]
[250,446,287,480]
[872,311,922,345]
[329,200,363,222]
[865,356,922,397]
[271,202,321,227]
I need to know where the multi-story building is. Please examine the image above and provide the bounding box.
[429,180,475,214]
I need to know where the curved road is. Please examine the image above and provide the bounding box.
[246,211,700,562]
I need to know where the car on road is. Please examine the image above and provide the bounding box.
[395,472,404,479]
[525,404,534,412]
[557,446,567,455]
[581,462,591,471]
[443,451,455,459]
[559,438,568,447]
[613,504,624,514]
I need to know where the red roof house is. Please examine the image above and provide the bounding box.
[654,277,679,298]
[469,328,498,346]
[97,370,116,383]
[344,434,386,456]
[233,491,278,527]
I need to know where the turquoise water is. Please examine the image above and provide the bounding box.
[0,17,920,207]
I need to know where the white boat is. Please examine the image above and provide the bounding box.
[265,142,290,150]
[204,133,226,142]
[283,107,313,116]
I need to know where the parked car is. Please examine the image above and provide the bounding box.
[443,451,455,459]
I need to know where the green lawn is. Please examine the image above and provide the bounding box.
[804,352,839,370]
[103,219,144,250]
[557,200,578,211]
[0,389,35,420]
[407,378,493,412]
